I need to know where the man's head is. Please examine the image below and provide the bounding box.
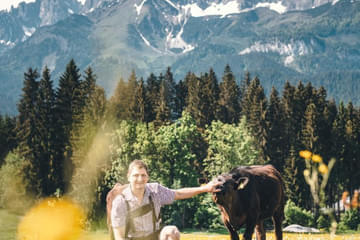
[127,160,149,192]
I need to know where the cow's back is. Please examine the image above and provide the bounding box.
[232,165,284,219]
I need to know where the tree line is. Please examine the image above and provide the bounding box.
[0,59,359,224]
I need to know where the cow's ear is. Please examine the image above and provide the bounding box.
[236,177,249,190]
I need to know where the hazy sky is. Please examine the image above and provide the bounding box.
[0,0,36,11]
[0,0,86,11]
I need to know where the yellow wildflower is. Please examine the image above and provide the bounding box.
[18,198,85,240]
[312,154,323,163]
[303,169,310,177]
[318,163,328,175]
[299,150,312,159]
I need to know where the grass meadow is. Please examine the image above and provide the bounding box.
[2,209,359,240]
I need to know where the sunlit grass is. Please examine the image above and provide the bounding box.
[79,231,360,240]
[1,209,359,240]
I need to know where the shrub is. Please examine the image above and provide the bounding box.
[284,200,315,227]
[317,214,330,230]
[0,152,33,212]
[193,194,223,230]
[338,209,360,231]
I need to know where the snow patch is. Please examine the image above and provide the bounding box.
[166,29,195,54]
[23,26,36,37]
[77,0,86,5]
[134,0,147,15]
[181,0,287,18]
[164,0,179,10]
[68,8,74,14]
[239,39,311,66]
[332,0,340,5]
[255,1,287,14]
[0,40,15,47]
[182,1,241,18]
[284,55,294,65]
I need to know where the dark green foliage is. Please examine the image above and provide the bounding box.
[185,72,206,128]
[55,59,84,191]
[218,65,241,124]
[11,61,360,229]
[317,214,331,230]
[0,115,17,166]
[35,66,58,195]
[265,87,285,171]
[174,79,187,120]
[108,78,129,121]
[164,67,177,120]
[145,73,160,123]
[154,74,172,128]
[241,76,267,163]
[16,67,41,195]
[284,200,315,227]
[131,77,147,122]
[193,194,223,229]
[338,209,360,231]
[202,68,220,126]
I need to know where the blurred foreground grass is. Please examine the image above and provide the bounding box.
[2,209,359,240]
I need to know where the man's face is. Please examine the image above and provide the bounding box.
[128,166,149,192]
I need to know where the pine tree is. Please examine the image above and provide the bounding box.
[16,68,41,195]
[82,67,96,103]
[281,81,308,207]
[344,102,359,193]
[217,65,241,124]
[185,72,205,127]
[55,59,83,190]
[174,79,187,119]
[265,87,285,171]
[154,75,171,128]
[203,68,220,125]
[108,78,129,121]
[243,76,268,162]
[130,77,147,122]
[0,115,16,166]
[35,66,58,195]
[164,67,176,119]
[332,102,347,192]
[145,73,160,123]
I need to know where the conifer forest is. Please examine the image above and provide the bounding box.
[1,59,359,230]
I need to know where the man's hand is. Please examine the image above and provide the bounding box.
[201,180,222,193]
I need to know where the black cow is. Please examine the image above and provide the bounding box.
[212,165,285,240]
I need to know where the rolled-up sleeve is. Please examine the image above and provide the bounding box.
[111,195,126,228]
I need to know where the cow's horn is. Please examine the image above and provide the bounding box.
[237,177,249,190]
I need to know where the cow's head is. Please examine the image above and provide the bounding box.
[212,173,249,205]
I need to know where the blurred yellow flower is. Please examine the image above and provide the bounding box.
[299,150,312,159]
[18,198,85,240]
[303,169,310,177]
[312,154,323,163]
[318,164,328,175]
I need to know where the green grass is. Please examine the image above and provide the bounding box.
[2,209,360,240]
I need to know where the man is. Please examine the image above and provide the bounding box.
[110,160,221,240]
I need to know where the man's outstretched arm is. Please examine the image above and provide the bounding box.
[174,181,221,200]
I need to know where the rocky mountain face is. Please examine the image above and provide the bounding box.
[1,0,359,115]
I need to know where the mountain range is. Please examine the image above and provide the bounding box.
[1,0,360,115]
